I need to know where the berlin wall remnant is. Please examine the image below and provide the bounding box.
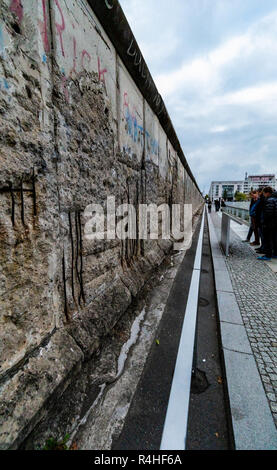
[0,0,203,449]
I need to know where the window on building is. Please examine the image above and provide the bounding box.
[222,185,234,199]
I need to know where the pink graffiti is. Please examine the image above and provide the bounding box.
[55,0,65,57]
[10,0,23,23]
[123,91,129,107]
[48,3,109,100]
[81,49,91,69]
[98,56,107,85]
[38,0,50,53]
[123,91,139,143]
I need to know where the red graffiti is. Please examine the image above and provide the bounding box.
[98,56,107,85]
[123,91,129,107]
[38,0,50,53]
[55,0,65,57]
[81,49,91,69]
[10,0,23,23]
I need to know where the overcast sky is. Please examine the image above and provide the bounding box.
[119,0,277,194]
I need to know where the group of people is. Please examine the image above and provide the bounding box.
[207,198,225,213]
[243,186,277,261]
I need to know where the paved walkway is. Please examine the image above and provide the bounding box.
[210,209,277,428]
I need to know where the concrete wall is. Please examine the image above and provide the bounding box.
[0,0,203,449]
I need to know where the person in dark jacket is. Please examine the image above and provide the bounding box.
[249,190,260,246]
[257,186,277,261]
[255,189,266,254]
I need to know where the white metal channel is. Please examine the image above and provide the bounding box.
[160,208,205,450]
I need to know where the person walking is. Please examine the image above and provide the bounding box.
[249,190,260,246]
[255,188,266,254]
[243,191,255,243]
[257,187,277,261]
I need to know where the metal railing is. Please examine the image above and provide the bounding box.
[222,202,250,225]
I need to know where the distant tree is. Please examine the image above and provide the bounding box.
[223,189,228,200]
[234,191,247,201]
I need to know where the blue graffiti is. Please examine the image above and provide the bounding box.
[124,111,159,157]
[123,94,159,158]
[125,106,139,143]
[145,130,158,156]
[0,78,10,90]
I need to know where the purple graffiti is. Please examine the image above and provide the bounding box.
[81,49,91,68]
[98,56,107,84]
[10,0,23,23]
[55,0,65,57]
[38,0,50,53]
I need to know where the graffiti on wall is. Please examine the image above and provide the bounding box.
[62,210,85,320]
[0,78,10,91]
[123,91,139,144]
[122,90,144,156]
[126,38,164,117]
[4,0,163,168]
[55,0,65,56]
[52,0,108,100]
[122,91,159,163]
[105,0,114,9]
[0,172,37,229]
[19,0,108,99]
[38,0,50,53]
[9,0,24,24]
[145,130,159,162]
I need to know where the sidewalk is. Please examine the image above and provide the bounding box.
[208,208,277,449]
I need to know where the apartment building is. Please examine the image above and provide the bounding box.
[209,173,276,201]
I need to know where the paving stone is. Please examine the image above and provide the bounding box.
[210,211,277,430]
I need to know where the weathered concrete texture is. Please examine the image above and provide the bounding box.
[0,1,62,383]
[20,252,174,450]
[0,329,84,450]
[0,0,203,449]
[20,208,202,451]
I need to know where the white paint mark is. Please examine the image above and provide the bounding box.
[116,307,146,379]
[160,208,205,450]
[68,307,146,446]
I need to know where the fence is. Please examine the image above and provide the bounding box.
[223,202,250,225]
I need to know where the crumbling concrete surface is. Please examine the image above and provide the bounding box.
[0,0,203,449]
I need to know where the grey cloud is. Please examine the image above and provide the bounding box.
[119,0,277,191]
